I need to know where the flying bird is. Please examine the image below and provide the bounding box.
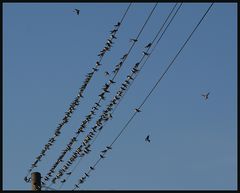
[202,92,210,100]
[73,9,80,15]
[145,135,150,143]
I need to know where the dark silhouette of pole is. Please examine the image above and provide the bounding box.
[31,172,41,191]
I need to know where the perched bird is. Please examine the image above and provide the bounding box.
[104,71,110,76]
[130,38,138,42]
[95,102,101,107]
[106,146,112,150]
[85,173,89,177]
[66,172,72,175]
[100,154,105,158]
[110,29,117,34]
[114,22,121,27]
[143,51,150,56]
[111,34,117,39]
[101,149,107,153]
[202,92,210,100]
[61,179,66,183]
[135,108,141,113]
[145,42,152,48]
[109,79,116,84]
[107,39,113,44]
[121,54,128,60]
[75,184,79,189]
[145,135,150,143]
[90,166,95,170]
[73,9,80,15]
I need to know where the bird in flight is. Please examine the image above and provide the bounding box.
[145,135,150,143]
[201,92,210,100]
[73,9,80,15]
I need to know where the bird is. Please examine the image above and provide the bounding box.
[111,34,117,39]
[73,9,80,15]
[145,42,152,48]
[100,154,105,158]
[109,79,116,84]
[66,172,72,175]
[106,146,112,150]
[101,149,107,153]
[143,51,150,56]
[110,29,117,34]
[114,22,121,27]
[104,71,110,76]
[85,173,89,177]
[90,166,95,170]
[130,38,138,42]
[135,108,141,113]
[75,184,79,189]
[202,92,210,100]
[120,54,128,60]
[145,135,150,143]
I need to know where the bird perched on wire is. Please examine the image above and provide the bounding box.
[201,92,210,100]
[114,22,121,27]
[135,108,141,113]
[143,51,150,56]
[145,42,152,48]
[145,135,150,143]
[73,9,80,15]
[130,38,138,42]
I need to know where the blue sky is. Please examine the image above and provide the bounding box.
[3,2,237,190]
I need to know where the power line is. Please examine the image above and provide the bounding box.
[73,3,214,190]
[25,3,132,183]
[60,3,181,190]
[43,3,158,186]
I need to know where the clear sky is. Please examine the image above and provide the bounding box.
[3,2,237,190]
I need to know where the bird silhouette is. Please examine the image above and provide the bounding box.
[106,146,112,150]
[85,172,89,177]
[143,51,150,56]
[66,172,72,175]
[130,38,138,42]
[145,135,150,143]
[109,79,116,84]
[145,42,152,48]
[90,166,95,170]
[73,9,80,15]
[100,154,105,158]
[61,179,66,183]
[135,108,141,113]
[202,92,210,100]
[114,22,121,27]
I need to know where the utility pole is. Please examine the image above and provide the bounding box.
[31,172,41,191]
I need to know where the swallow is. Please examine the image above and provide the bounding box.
[145,43,152,48]
[101,149,107,153]
[85,172,89,177]
[73,9,80,15]
[127,75,134,80]
[90,166,95,170]
[66,172,72,175]
[145,135,150,143]
[106,146,112,150]
[143,51,150,56]
[202,92,210,100]
[111,34,117,39]
[61,179,66,183]
[92,67,98,72]
[100,154,105,158]
[109,79,116,84]
[75,184,79,189]
[135,108,141,112]
[96,61,101,66]
[107,39,113,44]
[95,102,101,107]
[121,54,128,60]
[114,22,121,27]
[105,71,110,76]
[130,38,138,42]
[110,29,117,34]
[99,92,105,100]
